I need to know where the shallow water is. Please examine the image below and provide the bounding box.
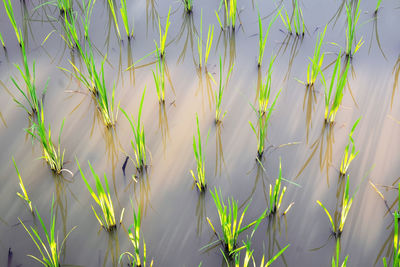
[0,0,400,266]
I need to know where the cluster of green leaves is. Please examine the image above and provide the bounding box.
[156,7,171,58]
[119,204,153,267]
[345,0,363,57]
[190,114,209,192]
[3,0,22,45]
[317,175,355,237]
[14,157,33,214]
[153,49,166,103]
[278,0,305,36]
[62,11,80,49]
[305,25,327,86]
[340,118,361,175]
[81,0,96,39]
[320,52,350,124]
[19,197,76,267]
[28,107,65,174]
[215,57,233,124]
[258,55,275,115]
[268,160,287,215]
[57,0,72,14]
[120,0,134,39]
[120,89,147,173]
[77,159,124,231]
[383,183,400,267]
[197,10,214,68]
[183,0,193,13]
[215,0,237,30]
[257,11,278,67]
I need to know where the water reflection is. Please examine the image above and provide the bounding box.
[176,11,197,65]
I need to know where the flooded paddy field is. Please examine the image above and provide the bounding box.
[0,0,400,266]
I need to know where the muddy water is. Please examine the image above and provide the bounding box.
[0,0,400,266]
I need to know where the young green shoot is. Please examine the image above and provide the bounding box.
[190,114,209,192]
[259,55,276,115]
[340,117,361,176]
[157,7,171,58]
[107,0,121,39]
[57,0,72,14]
[375,0,382,15]
[152,49,166,103]
[81,0,95,39]
[305,25,327,86]
[216,0,237,31]
[27,106,65,174]
[19,196,76,267]
[320,52,350,124]
[278,0,305,36]
[13,157,33,214]
[120,89,147,173]
[383,183,400,267]
[215,57,233,124]
[268,160,287,215]
[257,11,279,67]
[77,159,124,232]
[197,10,214,68]
[345,0,363,57]
[183,0,193,13]
[120,0,134,40]
[63,11,80,49]
[119,203,153,267]
[317,175,355,238]
[3,0,22,46]
[332,238,349,267]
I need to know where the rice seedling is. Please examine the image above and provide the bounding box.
[197,10,214,68]
[383,183,400,267]
[215,0,237,31]
[278,0,305,36]
[183,0,193,13]
[156,7,171,58]
[374,0,382,15]
[304,25,327,87]
[120,0,134,40]
[120,89,147,173]
[268,160,287,215]
[107,0,121,39]
[206,187,267,258]
[57,0,72,14]
[27,106,65,174]
[345,0,363,57]
[257,11,278,67]
[3,0,22,46]
[317,175,354,238]
[190,114,209,192]
[77,159,124,232]
[339,117,361,176]
[11,42,41,116]
[249,88,281,159]
[13,157,33,214]
[258,55,276,115]
[215,57,234,124]
[62,11,80,49]
[152,49,166,103]
[119,203,153,267]
[81,0,95,39]
[320,52,350,124]
[18,196,76,267]
[0,32,5,49]
[332,239,348,267]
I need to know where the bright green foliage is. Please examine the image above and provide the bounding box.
[383,183,400,267]
[345,0,363,57]
[28,107,65,174]
[120,0,134,39]
[62,11,80,48]
[332,239,349,267]
[317,175,355,237]
[183,0,193,13]
[234,242,289,267]
[152,49,166,103]
[375,0,382,14]
[120,89,147,173]
[306,25,327,86]
[13,157,33,214]
[320,52,350,124]
[57,0,71,14]
[107,0,121,39]
[77,159,124,231]
[207,187,265,257]
[278,0,305,36]
[3,0,22,45]
[215,57,233,123]
[0,31,5,48]
[119,204,153,267]
[190,114,209,192]
[340,117,361,175]
[257,11,279,67]
[12,42,40,116]
[19,196,76,267]
[197,10,214,68]
[268,160,287,215]
[215,0,237,30]
[259,55,276,115]
[81,0,96,39]
[157,7,171,58]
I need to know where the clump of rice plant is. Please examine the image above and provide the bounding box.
[77,159,124,232]
[27,107,65,174]
[183,0,193,13]
[257,11,278,67]
[215,0,237,31]
[120,89,147,173]
[120,0,134,40]
[0,32,5,49]
[3,0,22,46]
[107,0,121,39]
[383,183,400,267]
[304,25,327,87]
[320,52,350,124]
[249,87,281,159]
[19,196,76,267]
[13,157,33,214]
[119,203,153,267]
[215,57,234,124]
[345,0,363,57]
[268,160,287,216]
[57,0,72,15]
[339,117,361,176]
[152,49,166,103]
[197,10,214,68]
[190,114,209,192]
[258,55,276,115]
[278,0,305,36]
[12,42,41,116]
[156,7,171,58]
[206,187,266,258]
[317,175,355,238]
[62,11,80,49]
[332,239,349,267]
